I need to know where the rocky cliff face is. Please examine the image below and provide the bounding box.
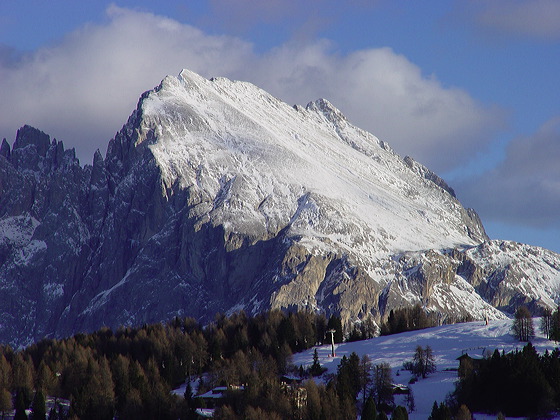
[1,70,559,346]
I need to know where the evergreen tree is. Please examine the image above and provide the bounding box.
[12,354,34,408]
[111,354,130,414]
[392,405,408,420]
[428,402,439,420]
[362,396,377,420]
[14,388,27,420]
[0,355,11,391]
[336,353,361,400]
[0,388,12,419]
[181,381,198,420]
[326,316,343,344]
[304,380,321,420]
[455,404,472,420]
[121,388,143,420]
[424,346,437,377]
[31,389,46,420]
[310,348,323,377]
[380,304,435,335]
[428,401,451,420]
[35,362,56,397]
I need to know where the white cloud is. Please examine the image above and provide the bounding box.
[458,116,560,228]
[0,5,503,172]
[0,5,253,163]
[252,44,505,171]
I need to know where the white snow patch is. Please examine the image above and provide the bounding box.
[14,239,47,266]
[0,215,40,247]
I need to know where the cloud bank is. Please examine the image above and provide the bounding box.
[459,116,560,228]
[0,5,503,172]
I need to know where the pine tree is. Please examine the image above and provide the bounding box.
[392,405,408,420]
[121,388,143,420]
[326,316,343,344]
[111,354,130,413]
[429,402,439,420]
[12,354,34,408]
[14,389,27,420]
[31,389,46,420]
[362,396,377,420]
[455,404,472,420]
[424,346,437,377]
[310,348,323,376]
[181,382,198,420]
[305,380,321,420]
[428,401,452,420]
[36,362,56,397]
[0,355,11,391]
[0,388,12,419]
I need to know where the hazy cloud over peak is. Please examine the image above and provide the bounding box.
[459,116,560,228]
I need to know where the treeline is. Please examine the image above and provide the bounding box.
[380,304,437,335]
[453,343,560,417]
[540,306,560,341]
[380,304,474,336]
[0,310,354,419]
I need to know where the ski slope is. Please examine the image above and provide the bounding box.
[292,319,559,419]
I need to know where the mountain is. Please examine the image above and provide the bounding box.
[1,69,559,346]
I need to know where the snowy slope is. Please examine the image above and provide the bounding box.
[140,69,485,264]
[293,319,558,419]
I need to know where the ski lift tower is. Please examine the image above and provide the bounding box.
[327,329,336,357]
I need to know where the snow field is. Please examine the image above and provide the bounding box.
[292,319,559,419]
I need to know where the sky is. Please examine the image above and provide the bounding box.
[0,1,559,253]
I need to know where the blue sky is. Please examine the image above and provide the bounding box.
[0,1,559,253]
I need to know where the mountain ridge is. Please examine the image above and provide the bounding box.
[0,69,559,346]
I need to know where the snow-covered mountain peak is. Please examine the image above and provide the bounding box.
[131,70,487,262]
[305,98,348,126]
